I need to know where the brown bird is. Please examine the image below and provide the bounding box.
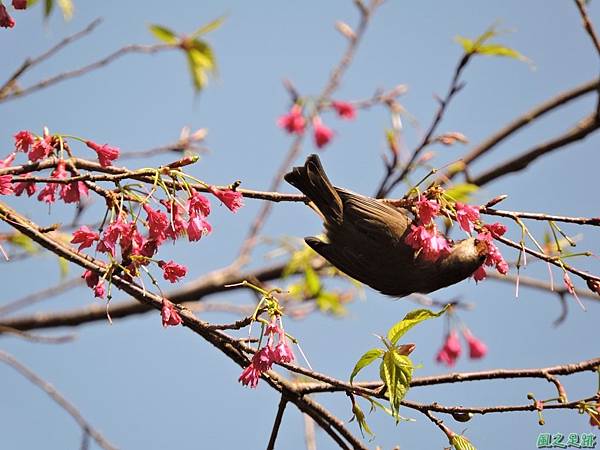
[284,154,487,297]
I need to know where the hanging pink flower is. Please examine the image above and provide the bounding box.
[13,176,36,197]
[187,189,211,217]
[85,140,120,167]
[463,329,487,359]
[208,186,244,212]
[277,104,306,135]
[415,196,440,224]
[159,260,188,283]
[331,100,356,120]
[28,137,54,162]
[14,131,34,152]
[187,214,212,241]
[455,202,480,233]
[161,299,182,327]
[71,226,100,251]
[0,175,14,195]
[312,116,334,149]
[435,330,461,367]
[405,224,450,261]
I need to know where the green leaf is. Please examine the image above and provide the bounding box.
[455,24,530,64]
[315,291,346,316]
[444,183,479,203]
[186,51,208,92]
[350,348,384,384]
[57,0,73,20]
[27,0,40,7]
[451,435,477,450]
[350,401,374,438]
[455,36,475,53]
[379,351,413,419]
[190,39,216,72]
[149,24,179,44]
[44,0,53,18]
[476,43,528,61]
[304,265,320,296]
[387,306,448,345]
[191,15,226,38]
[8,233,37,253]
[58,257,69,278]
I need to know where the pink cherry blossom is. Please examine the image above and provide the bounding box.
[161,299,182,327]
[208,186,244,212]
[14,131,34,152]
[161,200,187,240]
[415,196,440,224]
[187,214,212,241]
[435,330,461,367]
[37,183,56,204]
[238,363,261,388]
[455,202,480,233]
[143,204,169,242]
[0,175,14,195]
[277,104,306,135]
[405,224,450,262]
[273,340,295,363]
[13,176,36,197]
[159,260,187,283]
[28,137,54,162]
[312,116,334,149]
[85,140,120,167]
[71,226,100,251]
[0,153,16,169]
[331,100,356,120]
[187,189,211,217]
[463,329,487,359]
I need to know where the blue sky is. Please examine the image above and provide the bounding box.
[1,1,599,449]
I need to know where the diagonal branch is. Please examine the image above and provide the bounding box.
[0,19,103,99]
[470,113,600,186]
[0,350,117,450]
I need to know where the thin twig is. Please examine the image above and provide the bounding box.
[481,207,600,226]
[573,0,600,56]
[470,113,600,186]
[376,52,471,198]
[266,395,288,450]
[0,277,82,317]
[0,325,76,344]
[440,78,600,183]
[233,0,384,268]
[0,350,117,450]
[0,19,103,98]
[1,43,173,103]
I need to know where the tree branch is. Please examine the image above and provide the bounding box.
[0,350,117,450]
[470,113,600,186]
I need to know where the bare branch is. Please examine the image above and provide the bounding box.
[266,395,288,450]
[0,19,103,98]
[0,350,117,450]
[470,113,600,186]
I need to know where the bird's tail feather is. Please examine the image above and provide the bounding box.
[284,154,343,225]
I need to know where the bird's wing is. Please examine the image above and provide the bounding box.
[336,189,412,243]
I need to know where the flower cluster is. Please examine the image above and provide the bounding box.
[277,100,357,150]
[436,328,487,367]
[239,316,295,388]
[1,130,244,325]
[403,193,509,281]
[0,1,26,29]
[404,196,450,262]
[472,223,509,282]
